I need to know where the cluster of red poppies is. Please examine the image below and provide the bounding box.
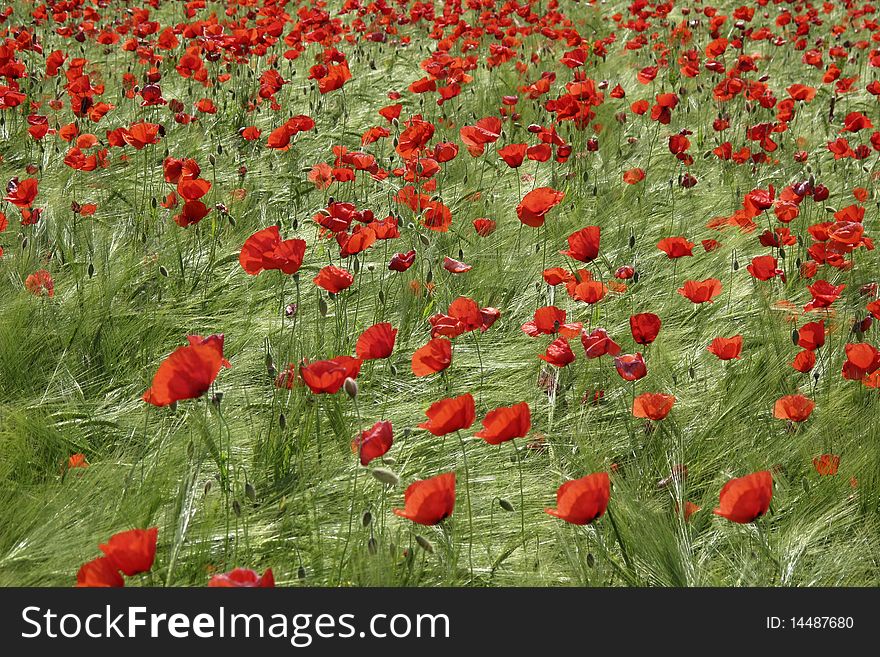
[2,0,878,585]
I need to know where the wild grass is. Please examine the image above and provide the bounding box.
[0,0,878,587]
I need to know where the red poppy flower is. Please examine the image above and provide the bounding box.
[561,226,601,262]
[842,343,880,380]
[538,337,576,367]
[498,143,527,168]
[174,200,210,227]
[143,335,228,406]
[99,527,158,576]
[516,187,564,227]
[522,306,581,338]
[121,122,161,149]
[389,250,416,272]
[545,472,610,525]
[3,177,39,207]
[356,323,397,360]
[747,255,783,281]
[623,168,645,184]
[239,226,307,276]
[76,557,124,588]
[713,471,772,523]
[614,353,647,381]
[581,328,621,358]
[300,356,361,394]
[25,269,54,297]
[657,237,694,258]
[798,321,825,350]
[68,453,89,469]
[677,501,700,522]
[475,402,531,445]
[473,218,497,236]
[459,116,502,156]
[707,335,743,360]
[177,177,211,202]
[804,280,845,311]
[393,472,456,526]
[569,279,607,304]
[442,256,472,273]
[208,568,275,588]
[632,393,675,420]
[313,265,354,293]
[812,455,840,476]
[792,349,817,373]
[352,420,393,465]
[419,393,475,436]
[678,278,723,303]
[773,394,815,422]
[630,313,662,344]
[411,338,453,377]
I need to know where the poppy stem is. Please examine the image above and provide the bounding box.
[473,331,484,406]
[456,430,475,581]
[755,522,781,575]
[336,459,360,585]
[511,439,526,555]
[606,508,634,573]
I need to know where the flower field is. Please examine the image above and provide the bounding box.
[1,0,879,587]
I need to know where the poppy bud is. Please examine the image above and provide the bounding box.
[791,329,800,345]
[778,248,785,260]
[419,234,430,247]
[245,482,256,502]
[378,290,385,304]
[499,498,515,512]
[629,232,635,248]
[211,391,223,408]
[371,467,399,486]
[208,154,216,167]
[362,511,372,527]
[88,263,95,278]
[426,268,433,283]
[415,535,434,553]
[368,537,378,555]
[586,553,595,568]
[204,481,212,495]
[279,413,286,429]
[232,500,242,517]
[298,566,306,580]
[318,297,328,317]
[344,377,359,399]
